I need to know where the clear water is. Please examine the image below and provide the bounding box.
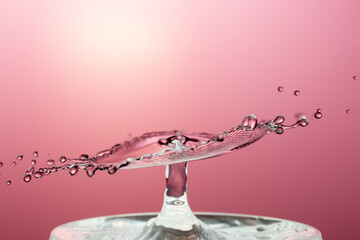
[21,114,309,183]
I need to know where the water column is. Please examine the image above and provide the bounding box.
[136,162,226,239]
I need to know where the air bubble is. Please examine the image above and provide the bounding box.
[6,180,11,185]
[17,154,23,160]
[346,109,351,114]
[33,151,38,157]
[277,86,284,92]
[69,166,78,176]
[31,160,36,166]
[47,159,55,166]
[294,90,300,96]
[24,175,32,183]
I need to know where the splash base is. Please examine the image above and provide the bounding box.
[49,212,322,240]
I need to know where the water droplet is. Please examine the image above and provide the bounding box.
[0,162,3,168]
[24,175,31,183]
[6,180,11,185]
[12,161,17,166]
[47,159,55,166]
[216,134,225,142]
[317,108,322,113]
[69,166,78,176]
[241,114,258,131]
[59,156,67,163]
[298,117,309,127]
[33,151,38,157]
[346,109,351,114]
[108,166,117,175]
[34,171,43,178]
[17,154,23,161]
[314,111,322,119]
[31,160,36,166]
[275,127,284,134]
[294,90,300,96]
[273,115,285,124]
[85,165,95,177]
[353,75,357,80]
[277,86,284,92]
[79,154,89,160]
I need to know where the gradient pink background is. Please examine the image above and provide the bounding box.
[0,1,359,239]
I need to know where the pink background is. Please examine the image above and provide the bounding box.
[0,1,359,239]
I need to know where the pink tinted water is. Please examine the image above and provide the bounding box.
[21,115,305,181]
[0,1,359,240]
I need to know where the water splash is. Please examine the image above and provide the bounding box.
[23,115,308,183]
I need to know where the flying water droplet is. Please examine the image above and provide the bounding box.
[297,117,309,127]
[12,161,17,166]
[17,154,23,161]
[31,160,36,166]
[346,109,351,114]
[273,115,285,124]
[47,160,55,166]
[294,90,300,96]
[26,167,35,175]
[34,171,43,178]
[6,180,11,185]
[241,114,257,131]
[277,86,284,92]
[353,75,357,80]
[69,166,78,176]
[59,156,67,163]
[33,151,38,157]
[275,127,284,135]
[24,175,31,183]
[314,110,322,119]
[79,154,89,160]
